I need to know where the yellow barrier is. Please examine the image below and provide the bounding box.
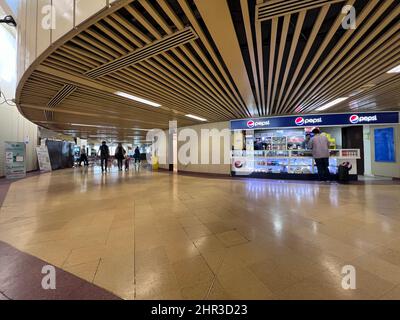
[152,156,159,170]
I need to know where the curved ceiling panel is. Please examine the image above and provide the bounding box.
[17,0,400,142]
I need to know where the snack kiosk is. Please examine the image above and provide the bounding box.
[231,112,399,180]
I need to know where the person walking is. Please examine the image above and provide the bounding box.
[309,128,331,181]
[301,134,311,150]
[134,146,141,170]
[79,145,89,166]
[98,141,110,173]
[115,143,126,171]
[125,154,130,172]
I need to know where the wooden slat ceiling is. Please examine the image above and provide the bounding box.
[17,0,400,142]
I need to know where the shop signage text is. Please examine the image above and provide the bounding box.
[231,112,399,130]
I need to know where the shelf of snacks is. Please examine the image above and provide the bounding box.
[231,149,360,175]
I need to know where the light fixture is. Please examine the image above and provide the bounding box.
[316,97,348,111]
[115,91,161,108]
[387,64,400,74]
[186,114,207,122]
[71,123,150,131]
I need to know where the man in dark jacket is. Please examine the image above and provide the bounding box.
[115,143,126,171]
[134,146,141,170]
[98,141,110,173]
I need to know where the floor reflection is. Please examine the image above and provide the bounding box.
[0,168,400,300]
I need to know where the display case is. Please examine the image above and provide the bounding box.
[231,149,361,179]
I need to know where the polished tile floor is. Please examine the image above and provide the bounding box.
[1,167,400,300]
[0,240,120,300]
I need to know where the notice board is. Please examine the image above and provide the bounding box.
[36,145,52,173]
[5,142,26,179]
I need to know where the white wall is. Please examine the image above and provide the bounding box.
[177,121,231,175]
[0,21,38,177]
[363,125,372,176]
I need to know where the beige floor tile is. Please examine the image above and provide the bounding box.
[63,244,106,267]
[204,221,234,234]
[2,169,400,300]
[249,260,302,293]
[136,288,183,300]
[136,265,181,300]
[193,235,226,254]
[380,285,400,300]
[371,245,400,267]
[276,264,394,300]
[180,281,213,300]
[183,225,212,240]
[93,254,135,299]
[217,267,273,300]
[206,280,232,300]
[178,216,203,228]
[63,259,100,283]
[164,242,200,263]
[351,253,400,285]
[172,256,214,288]
[22,243,72,268]
[135,246,170,274]
[216,230,249,247]
[200,248,227,274]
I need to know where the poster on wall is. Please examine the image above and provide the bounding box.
[36,145,52,173]
[5,142,26,179]
[374,128,396,163]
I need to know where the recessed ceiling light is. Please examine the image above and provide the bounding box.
[387,65,400,74]
[186,114,207,122]
[316,97,348,111]
[71,123,117,129]
[71,124,150,131]
[359,83,376,89]
[115,91,161,108]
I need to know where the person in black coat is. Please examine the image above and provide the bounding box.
[98,141,110,173]
[115,143,126,171]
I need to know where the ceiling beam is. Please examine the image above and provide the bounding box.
[195,0,257,116]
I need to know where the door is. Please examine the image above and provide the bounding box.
[342,126,364,175]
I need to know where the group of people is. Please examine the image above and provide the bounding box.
[97,141,141,173]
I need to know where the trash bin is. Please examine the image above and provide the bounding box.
[338,162,352,184]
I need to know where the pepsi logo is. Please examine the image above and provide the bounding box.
[349,115,359,124]
[349,114,377,124]
[247,120,255,128]
[296,117,323,125]
[295,117,305,126]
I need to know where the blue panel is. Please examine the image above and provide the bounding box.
[375,128,396,163]
[231,112,400,130]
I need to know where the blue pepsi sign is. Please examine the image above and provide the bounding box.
[231,112,399,130]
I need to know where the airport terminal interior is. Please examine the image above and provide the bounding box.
[1,0,400,301]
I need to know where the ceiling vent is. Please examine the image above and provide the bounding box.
[47,84,77,108]
[257,0,345,21]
